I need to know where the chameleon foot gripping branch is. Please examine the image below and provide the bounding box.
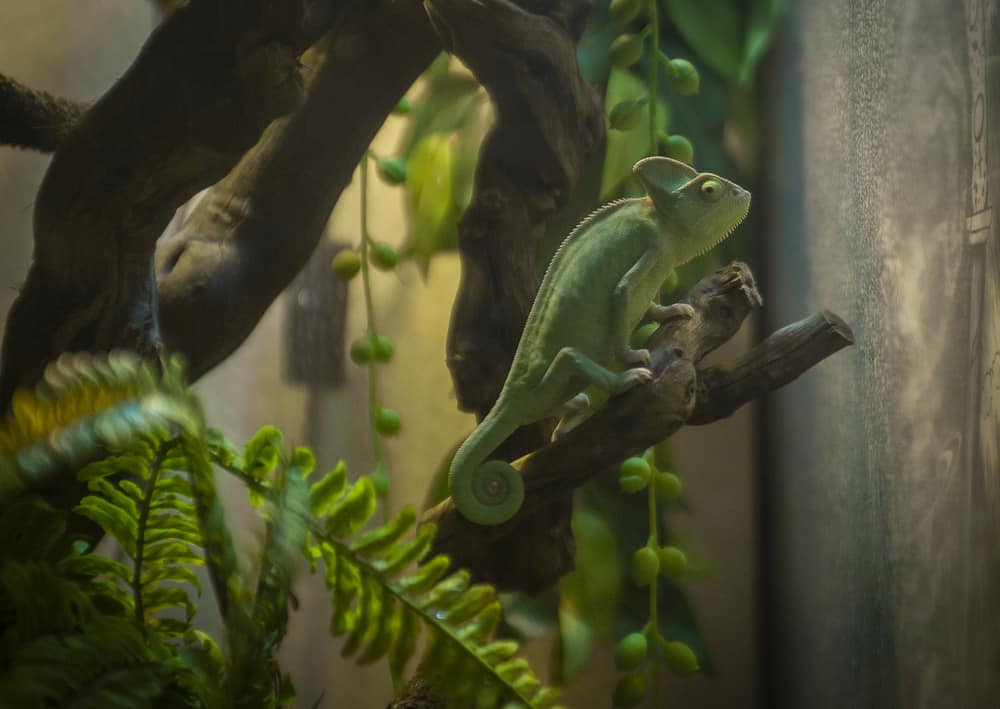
[448,157,751,526]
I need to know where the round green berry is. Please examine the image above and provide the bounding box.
[618,475,648,494]
[609,0,642,25]
[631,547,659,586]
[614,632,648,671]
[331,250,361,281]
[372,243,399,270]
[664,134,694,164]
[653,471,683,499]
[372,335,394,362]
[349,337,374,363]
[620,456,652,481]
[374,408,401,435]
[657,546,687,581]
[609,33,644,69]
[664,641,699,675]
[666,58,700,96]
[612,673,646,707]
[377,157,407,185]
[609,100,642,131]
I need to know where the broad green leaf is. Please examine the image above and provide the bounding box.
[552,605,593,685]
[561,507,621,637]
[405,133,460,271]
[600,68,669,199]
[402,72,482,159]
[662,0,743,82]
[742,0,787,83]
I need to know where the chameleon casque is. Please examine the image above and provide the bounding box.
[449,157,751,525]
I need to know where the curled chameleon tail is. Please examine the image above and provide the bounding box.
[449,407,524,525]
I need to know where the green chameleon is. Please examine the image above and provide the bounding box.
[449,157,751,525]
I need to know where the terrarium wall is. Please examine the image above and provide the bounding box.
[760,1,1000,707]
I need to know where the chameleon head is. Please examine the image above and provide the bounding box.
[633,157,751,265]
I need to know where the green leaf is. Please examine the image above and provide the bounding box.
[350,505,418,555]
[561,507,621,637]
[741,0,787,83]
[240,425,283,480]
[600,68,669,199]
[373,522,436,576]
[74,496,138,557]
[405,133,460,271]
[662,0,786,85]
[553,605,593,685]
[326,478,378,538]
[309,461,348,517]
[662,0,743,82]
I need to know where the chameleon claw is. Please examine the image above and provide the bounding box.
[649,302,695,322]
[623,348,651,367]
[615,366,653,392]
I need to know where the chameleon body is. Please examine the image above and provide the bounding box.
[449,157,751,525]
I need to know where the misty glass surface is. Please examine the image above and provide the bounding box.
[762,1,1000,707]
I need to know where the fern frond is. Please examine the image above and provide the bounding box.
[301,468,565,709]
[73,438,204,637]
[0,353,200,498]
[0,616,175,709]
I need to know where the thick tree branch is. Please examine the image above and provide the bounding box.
[156,0,439,380]
[688,309,854,424]
[0,0,341,408]
[0,73,86,152]
[423,263,854,593]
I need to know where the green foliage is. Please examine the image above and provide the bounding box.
[0,353,562,708]
[298,465,564,709]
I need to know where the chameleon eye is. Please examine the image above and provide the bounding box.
[700,179,723,202]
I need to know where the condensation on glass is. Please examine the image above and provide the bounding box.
[762,1,1000,707]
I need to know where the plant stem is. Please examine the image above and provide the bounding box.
[647,466,663,706]
[358,154,387,515]
[648,0,661,155]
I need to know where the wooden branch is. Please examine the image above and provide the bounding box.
[0,0,340,409]
[423,263,854,593]
[0,73,87,152]
[155,1,439,380]
[688,309,854,425]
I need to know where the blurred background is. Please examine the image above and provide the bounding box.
[0,1,997,708]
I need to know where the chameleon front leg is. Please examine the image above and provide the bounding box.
[538,347,652,402]
[647,301,696,322]
[612,249,666,366]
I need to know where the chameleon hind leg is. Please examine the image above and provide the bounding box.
[451,460,524,526]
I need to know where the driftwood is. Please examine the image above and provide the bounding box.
[0,0,441,406]
[0,0,338,405]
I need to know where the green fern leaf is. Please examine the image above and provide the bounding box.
[325,477,377,537]
[309,461,348,516]
[0,616,173,708]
